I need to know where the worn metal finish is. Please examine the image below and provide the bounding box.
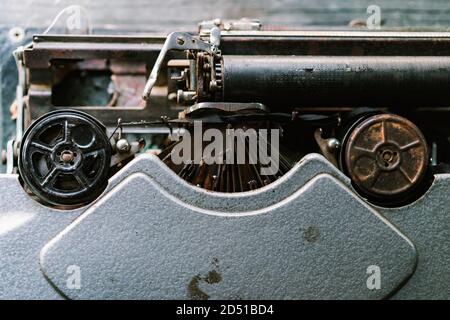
[179,102,267,119]
[219,31,450,56]
[21,34,178,126]
[5,24,450,300]
[1,153,450,298]
[39,157,416,299]
[19,110,111,206]
[21,30,450,127]
[343,114,428,202]
[142,31,216,100]
[381,174,450,299]
[0,153,353,299]
[221,55,450,107]
[0,153,342,299]
[24,34,166,69]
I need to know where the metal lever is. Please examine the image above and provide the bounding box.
[142,30,219,101]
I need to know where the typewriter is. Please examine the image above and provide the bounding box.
[1,15,450,299]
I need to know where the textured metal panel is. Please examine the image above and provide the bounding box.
[39,170,416,299]
[3,153,450,299]
[382,175,450,299]
[0,175,83,299]
[0,152,349,299]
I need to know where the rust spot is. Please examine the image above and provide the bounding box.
[187,258,222,300]
[188,275,210,300]
[303,226,320,243]
[204,270,222,284]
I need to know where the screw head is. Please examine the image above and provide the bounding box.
[60,150,75,163]
[327,138,340,151]
[176,36,185,45]
[116,139,131,153]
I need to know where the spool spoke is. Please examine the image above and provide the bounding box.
[353,146,376,159]
[40,167,59,187]
[400,140,421,151]
[63,120,71,142]
[381,120,387,143]
[30,141,53,154]
[399,165,413,184]
[75,171,90,189]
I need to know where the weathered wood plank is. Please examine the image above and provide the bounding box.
[1,0,450,32]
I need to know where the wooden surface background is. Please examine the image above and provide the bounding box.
[1,0,450,32]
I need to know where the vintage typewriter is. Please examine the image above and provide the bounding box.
[2,15,450,299]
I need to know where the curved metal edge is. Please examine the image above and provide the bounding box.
[103,152,351,212]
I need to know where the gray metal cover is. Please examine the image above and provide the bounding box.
[0,154,424,299]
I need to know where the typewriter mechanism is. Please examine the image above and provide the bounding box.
[3,16,450,299]
[10,23,449,208]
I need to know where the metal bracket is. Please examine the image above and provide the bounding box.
[314,128,340,168]
[179,102,267,119]
[142,29,220,101]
